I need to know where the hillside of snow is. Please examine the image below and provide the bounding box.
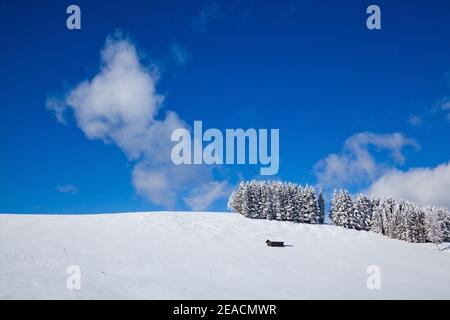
[0,212,449,299]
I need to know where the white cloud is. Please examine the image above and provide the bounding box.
[170,42,191,67]
[47,34,228,210]
[57,184,78,195]
[183,181,231,211]
[442,99,450,122]
[441,99,450,111]
[368,162,450,208]
[190,1,223,32]
[314,132,419,190]
[63,37,167,160]
[132,162,216,208]
[46,98,67,124]
[433,97,450,121]
[408,114,422,126]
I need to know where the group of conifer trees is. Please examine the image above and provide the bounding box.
[228,181,450,244]
[227,181,325,224]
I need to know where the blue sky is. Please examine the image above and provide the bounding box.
[1,0,450,213]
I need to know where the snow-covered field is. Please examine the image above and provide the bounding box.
[0,212,449,299]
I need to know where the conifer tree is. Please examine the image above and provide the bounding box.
[242,181,259,218]
[330,189,353,227]
[370,198,384,234]
[227,181,247,214]
[424,206,447,244]
[317,192,326,224]
[353,194,372,230]
[263,183,276,220]
[303,186,319,224]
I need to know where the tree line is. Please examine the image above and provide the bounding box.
[228,181,450,244]
[228,181,325,224]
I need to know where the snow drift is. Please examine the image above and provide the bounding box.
[0,212,449,299]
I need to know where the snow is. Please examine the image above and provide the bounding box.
[0,212,449,299]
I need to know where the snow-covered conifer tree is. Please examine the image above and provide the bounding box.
[370,197,384,234]
[425,206,449,244]
[291,185,302,222]
[284,183,296,221]
[317,192,326,224]
[273,181,286,220]
[297,186,310,223]
[381,198,396,238]
[391,200,407,241]
[404,203,426,243]
[263,182,276,220]
[254,181,265,219]
[242,181,260,219]
[330,189,353,227]
[302,186,319,224]
[227,191,237,212]
[353,194,372,231]
[227,181,247,214]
